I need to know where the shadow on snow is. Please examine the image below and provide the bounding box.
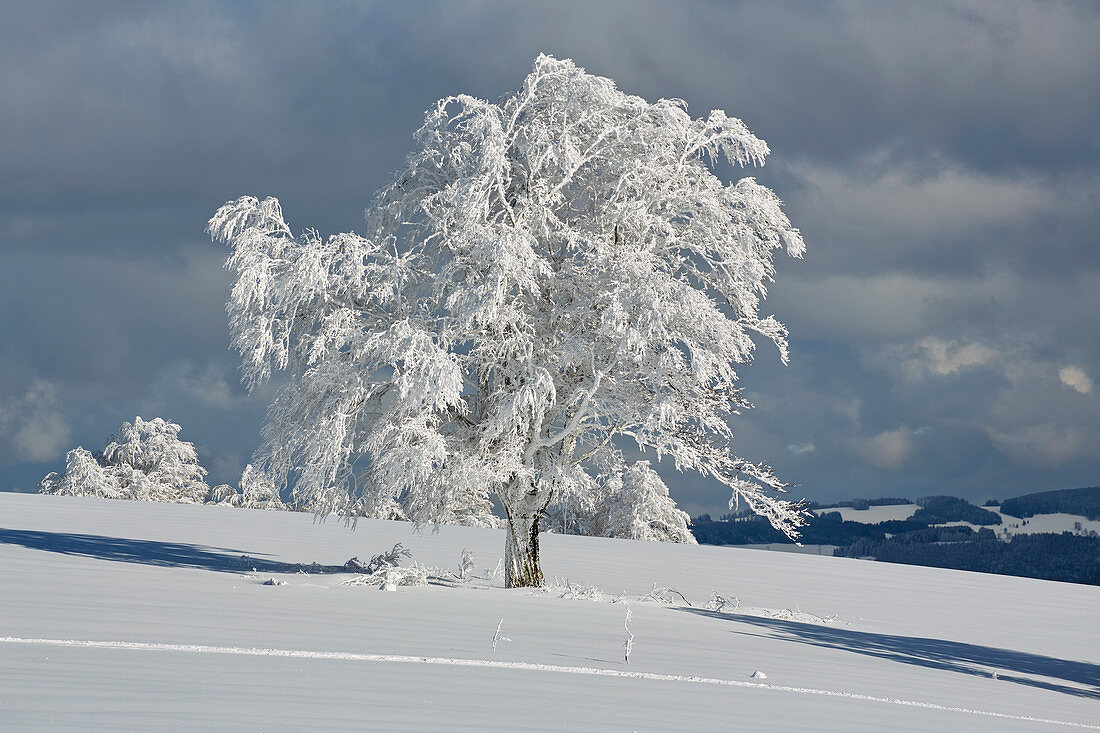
[677,608,1100,700]
[0,528,350,575]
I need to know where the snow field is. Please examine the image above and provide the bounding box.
[813,502,1100,537]
[812,504,919,523]
[1,492,1097,731]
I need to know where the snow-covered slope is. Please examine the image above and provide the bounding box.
[813,501,1100,537]
[812,504,919,523]
[1,493,1097,731]
[993,511,1100,537]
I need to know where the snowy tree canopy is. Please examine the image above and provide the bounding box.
[235,463,287,511]
[40,416,211,504]
[40,418,287,511]
[546,459,695,544]
[209,54,807,587]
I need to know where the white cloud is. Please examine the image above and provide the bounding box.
[13,413,71,463]
[787,442,815,456]
[852,426,913,471]
[773,273,953,340]
[185,367,240,411]
[862,336,1002,384]
[986,424,1091,469]
[0,380,72,463]
[1058,365,1093,395]
[791,157,1096,245]
[909,337,999,378]
[207,450,245,488]
[141,362,244,413]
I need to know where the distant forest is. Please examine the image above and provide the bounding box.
[835,531,1100,586]
[692,486,1100,586]
[999,486,1100,521]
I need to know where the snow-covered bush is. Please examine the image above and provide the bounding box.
[340,564,429,589]
[341,544,427,589]
[364,542,412,574]
[235,463,286,510]
[210,53,807,587]
[40,417,211,504]
[39,419,291,511]
[599,462,696,543]
[543,464,604,537]
[544,579,605,602]
[545,460,695,543]
[459,548,475,579]
[40,447,122,499]
[205,483,239,505]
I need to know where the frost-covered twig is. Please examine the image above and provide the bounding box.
[755,607,835,624]
[706,591,740,613]
[367,543,412,574]
[541,578,604,602]
[623,607,635,664]
[492,619,511,659]
[459,548,475,580]
[487,558,504,585]
[639,584,692,607]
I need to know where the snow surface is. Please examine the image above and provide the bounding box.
[993,512,1100,537]
[813,504,919,523]
[814,503,1100,539]
[1,492,1098,731]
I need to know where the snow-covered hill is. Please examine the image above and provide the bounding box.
[813,502,1100,537]
[812,504,920,523]
[1,492,1097,731]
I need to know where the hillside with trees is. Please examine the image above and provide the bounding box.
[836,530,1100,586]
[693,492,1100,585]
[910,495,1001,525]
[1000,486,1100,521]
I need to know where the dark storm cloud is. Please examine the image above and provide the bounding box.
[1,0,1097,514]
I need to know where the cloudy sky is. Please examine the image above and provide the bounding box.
[2,0,1097,517]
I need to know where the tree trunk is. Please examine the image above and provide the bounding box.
[504,509,543,588]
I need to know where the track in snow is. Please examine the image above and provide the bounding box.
[2,635,1096,730]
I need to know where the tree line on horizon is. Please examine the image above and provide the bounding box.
[691,488,1100,586]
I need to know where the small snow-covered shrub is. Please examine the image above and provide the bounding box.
[492,619,511,658]
[705,591,740,613]
[623,607,635,663]
[235,464,286,510]
[639,584,692,606]
[365,543,412,574]
[341,543,428,589]
[206,484,239,505]
[40,447,120,499]
[459,548,475,580]
[341,563,429,589]
[543,579,605,602]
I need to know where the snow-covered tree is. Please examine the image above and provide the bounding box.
[235,463,286,510]
[544,458,694,543]
[543,463,603,537]
[209,54,807,587]
[40,416,211,504]
[599,461,696,543]
[40,447,121,499]
[205,483,239,505]
[103,417,210,502]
